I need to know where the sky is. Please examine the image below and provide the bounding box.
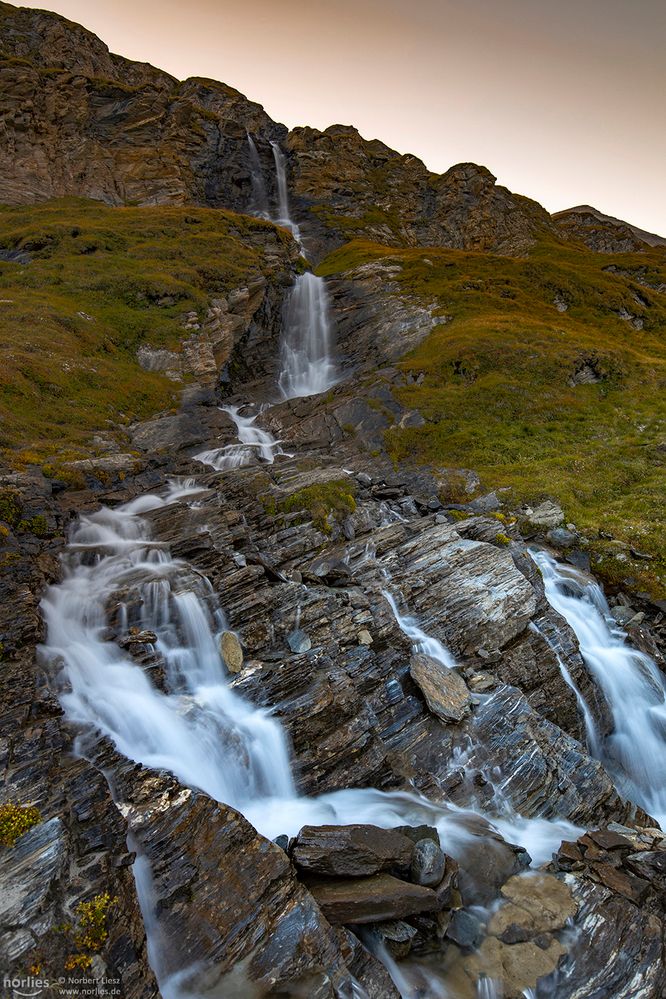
[16,0,666,234]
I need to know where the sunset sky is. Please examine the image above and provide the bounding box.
[17,0,666,234]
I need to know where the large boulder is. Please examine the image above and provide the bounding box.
[292,824,414,878]
[409,653,471,723]
[307,873,439,925]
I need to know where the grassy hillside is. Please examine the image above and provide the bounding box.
[319,237,666,596]
[0,198,290,475]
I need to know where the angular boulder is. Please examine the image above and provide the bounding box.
[292,824,414,878]
[409,653,471,723]
[307,873,439,924]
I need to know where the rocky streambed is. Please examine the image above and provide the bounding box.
[1,236,666,998]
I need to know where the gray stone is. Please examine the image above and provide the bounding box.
[287,629,312,654]
[526,500,564,528]
[409,654,471,723]
[611,606,635,626]
[547,527,577,548]
[446,909,484,950]
[410,838,446,887]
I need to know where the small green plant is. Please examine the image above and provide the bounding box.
[280,479,357,534]
[73,893,117,953]
[0,489,22,528]
[0,803,42,846]
[495,532,511,546]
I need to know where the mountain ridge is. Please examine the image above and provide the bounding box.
[2,0,662,259]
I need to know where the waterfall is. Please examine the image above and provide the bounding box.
[40,485,583,995]
[271,140,290,224]
[534,549,666,826]
[194,404,286,471]
[263,140,337,400]
[384,590,457,668]
[278,271,337,399]
[246,133,269,217]
[40,500,297,810]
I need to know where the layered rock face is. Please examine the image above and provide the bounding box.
[0,1,285,210]
[288,125,556,258]
[2,4,666,998]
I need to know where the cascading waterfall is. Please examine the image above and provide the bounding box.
[534,549,666,826]
[194,403,285,471]
[41,498,584,997]
[246,133,269,217]
[270,140,291,227]
[384,590,457,668]
[278,271,338,399]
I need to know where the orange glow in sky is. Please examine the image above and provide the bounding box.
[14,0,666,235]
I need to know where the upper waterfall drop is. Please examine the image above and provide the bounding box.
[278,271,338,400]
[246,133,269,217]
[534,549,666,826]
[270,140,291,225]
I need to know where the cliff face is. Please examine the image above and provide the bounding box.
[288,124,556,259]
[3,5,666,999]
[0,1,285,210]
[0,3,567,261]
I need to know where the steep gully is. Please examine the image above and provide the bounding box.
[40,146,666,996]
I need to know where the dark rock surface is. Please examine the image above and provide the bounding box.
[307,873,439,925]
[292,824,414,878]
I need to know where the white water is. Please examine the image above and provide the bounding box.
[271,140,293,230]
[246,133,269,217]
[535,549,666,827]
[194,404,285,471]
[39,490,582,995]
[278,271,338,399]
[385,590,457,668]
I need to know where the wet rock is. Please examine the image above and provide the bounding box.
[535,875,665,998]
[0,818,67,952]
[446,909,484,949]
[292,824,414,878]
[409,653,471,722]
[373,919,419,958]
[488,873,577,943]
[454,822,531,906]
[392,824,440,847]
[287,628,312,653]
[307,873,439,925]
[122,776,358,997]
[525,501,564,528]
[219,630,243,673]
[335,928,401,997]
[451,684,632,827]
[410,837,447,887]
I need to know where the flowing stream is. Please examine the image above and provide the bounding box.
[246,133,269,217]
[37,153,656,996]
[194,403,285,471]
[40,484,583,997]
[535,550,666,827]
[278,271,337,399]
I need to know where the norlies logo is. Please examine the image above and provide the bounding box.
[2,976,121,997]
[3,976,48,997]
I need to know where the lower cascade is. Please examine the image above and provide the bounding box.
[535,550,666,827]
[41,476,596,998]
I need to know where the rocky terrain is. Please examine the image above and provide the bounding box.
[1,3,666,999]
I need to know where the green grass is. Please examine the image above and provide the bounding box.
[318,237,666,596]
[279,479,357,533]
[0,198,291,471]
